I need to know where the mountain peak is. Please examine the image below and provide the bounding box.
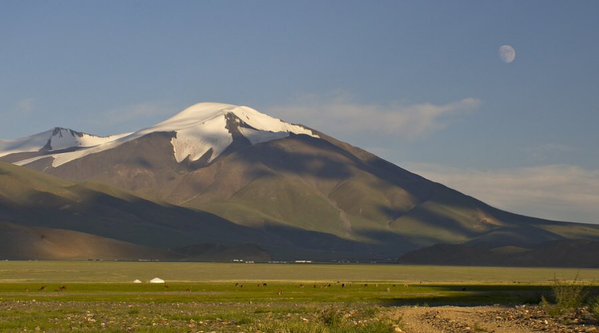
[151,102,313,135]
[0,127,87,157]
[155,103,238,129]
[43,127,120,152]
[133,102,318,163]
[1,102,318,166]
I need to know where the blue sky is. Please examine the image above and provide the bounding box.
[2,1,599,222]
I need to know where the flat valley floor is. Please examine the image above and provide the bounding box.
[1,261,599,332]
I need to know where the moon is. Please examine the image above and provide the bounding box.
[499,45,516,63]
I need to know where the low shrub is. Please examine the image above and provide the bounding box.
[542,275,587,317]
[318,306,345,327]
[592,299,599,322]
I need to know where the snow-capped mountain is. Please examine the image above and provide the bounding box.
[2,101,599,263]
[137,102,318,163]
[0,127,125,157]
[1,103,318,167]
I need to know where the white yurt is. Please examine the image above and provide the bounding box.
[133,279,142,283]
[150,277,165,284]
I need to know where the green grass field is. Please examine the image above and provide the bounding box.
[3,261,599,284]
[1,261,599,332]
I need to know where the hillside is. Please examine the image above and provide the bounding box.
[1,102,599,264]
[0,162,415,261]
[397,239,599,268]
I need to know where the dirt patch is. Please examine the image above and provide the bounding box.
[394,305,599,333]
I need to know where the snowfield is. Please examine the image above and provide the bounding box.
[1,102,318,167]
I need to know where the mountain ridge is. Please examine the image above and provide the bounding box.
[1,102,598,264]
[1,103,318,168]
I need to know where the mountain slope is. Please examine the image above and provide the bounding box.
[2,102,599,263]
[0,161,264,255]
[0,221,171,260]
[397,239,599,268]
[0,161,418,260]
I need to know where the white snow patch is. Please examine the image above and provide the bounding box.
[0,128,129,164]
[230,105,316,137]
[0,130,54,157]
[170,114,232,163]
[50,139,124,167]
[5,102,319,167]
[13,155,52,167]
[47,129,125,151]
[238,127,290,145]
[157,103,318,162]
[133,102,318,163]
[9,131,131,167]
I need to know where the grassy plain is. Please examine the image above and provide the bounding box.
[3,261,599,283]
[1,261,599,332]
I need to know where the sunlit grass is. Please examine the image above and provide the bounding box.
[2,261,599,331]
[3,261,599,284]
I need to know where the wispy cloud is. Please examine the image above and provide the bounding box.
[104,102,174,124]
[15,98,35,115]
[266,94,480,139]
[90,102,175,133]
[406,163,599,224]
[522,143,577,163]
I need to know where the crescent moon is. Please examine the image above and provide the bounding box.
[499,45,516,63]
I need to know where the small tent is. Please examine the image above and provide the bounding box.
[150,277,165,284]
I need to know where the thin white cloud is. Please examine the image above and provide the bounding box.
[405,163,599,224]
[266,94,480,139]
[89,102,176,133]
[522,143,577,163]
[103,102,174,124]
[15,98,35,115]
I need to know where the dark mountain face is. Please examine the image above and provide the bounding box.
[2,102,598,264]
[397,239,599,268]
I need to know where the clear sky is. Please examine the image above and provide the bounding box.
[2,1,599,223]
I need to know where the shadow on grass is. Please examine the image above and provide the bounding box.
[381,285,556,307]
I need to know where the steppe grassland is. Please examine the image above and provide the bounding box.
[3,261,599,283]
[1,261,599,332]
